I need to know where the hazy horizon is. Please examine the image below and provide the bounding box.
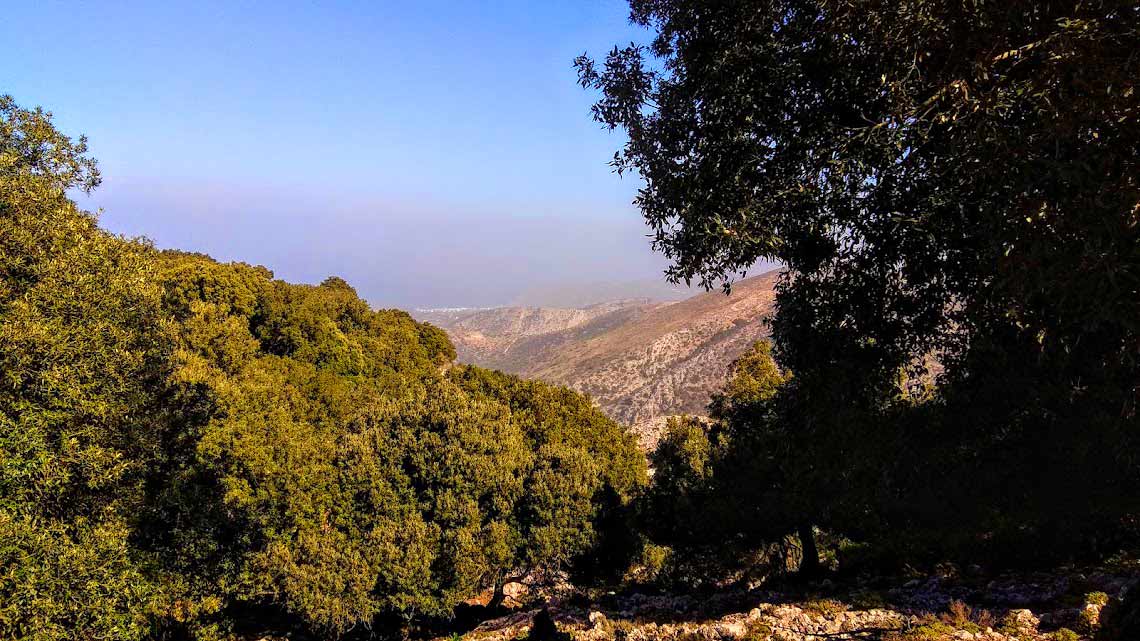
[1,1,727,309]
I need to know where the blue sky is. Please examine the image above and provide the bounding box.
[3,1,692,308]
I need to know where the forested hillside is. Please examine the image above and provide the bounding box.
[0,97,645,640]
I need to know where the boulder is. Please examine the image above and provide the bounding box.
[1001,609,1040,636]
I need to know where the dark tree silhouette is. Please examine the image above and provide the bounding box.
[580,1,1140,561]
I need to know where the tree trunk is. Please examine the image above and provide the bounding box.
[798,523,821,578]
[488,573,524,611]
[488,577,507,611]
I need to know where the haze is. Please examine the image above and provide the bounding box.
[3,1,698,309]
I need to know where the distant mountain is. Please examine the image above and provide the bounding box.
[506,279,696,309]
[415,270,779,448]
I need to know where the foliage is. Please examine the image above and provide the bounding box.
[580,0,1140,564]
[0,95,647,640]
[939,600,991,634]
[152,262,643,633]
[741,620,773,641]
[708,340,790,420]
[884,621,956,641]
[0,94,172,641]
[637,341,812,580]
[623,540,672,585]
[640,415,712,545]
[0,516,165,641]
[801,598,847,618]
[448,364,647,585]
[1051,629,1080,641]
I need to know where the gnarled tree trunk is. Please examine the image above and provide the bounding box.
[487,572,525,610]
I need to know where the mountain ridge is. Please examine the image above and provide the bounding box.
[415,270,780,447]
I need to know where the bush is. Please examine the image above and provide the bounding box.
[885,621,956,641]
[1051,629,1080,641]
[849,591,888,611]
[741,620,772,641]
[1088,592,1110,607]
[802,598,847,618]
[939,600,992,634]
[623,540,672,585]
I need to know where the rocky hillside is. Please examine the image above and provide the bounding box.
[447,564,1136,641]
[415,270,779,446]
[415,299,658,367]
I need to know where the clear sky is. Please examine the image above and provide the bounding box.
[3,1,693,308]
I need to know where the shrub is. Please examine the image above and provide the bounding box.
[1050,629,1080,641]
[607,619,637,641]
[623,541,672,585]
[849,591,888,611]
[938,599,992,633]
[1088,592,1110,607]
[802,598,847,617]
[741,620,772,641]
[997,610,1040,637]
[885,621,956,641]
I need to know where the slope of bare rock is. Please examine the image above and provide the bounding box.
[416,271,780,445]
[415,299,660,366]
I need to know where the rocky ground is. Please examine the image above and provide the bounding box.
[444,565,1137,641]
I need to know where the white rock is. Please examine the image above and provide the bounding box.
[1004,608,1040,633]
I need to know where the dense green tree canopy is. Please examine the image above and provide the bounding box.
[0,95,646,640]
[1,95,171,640]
